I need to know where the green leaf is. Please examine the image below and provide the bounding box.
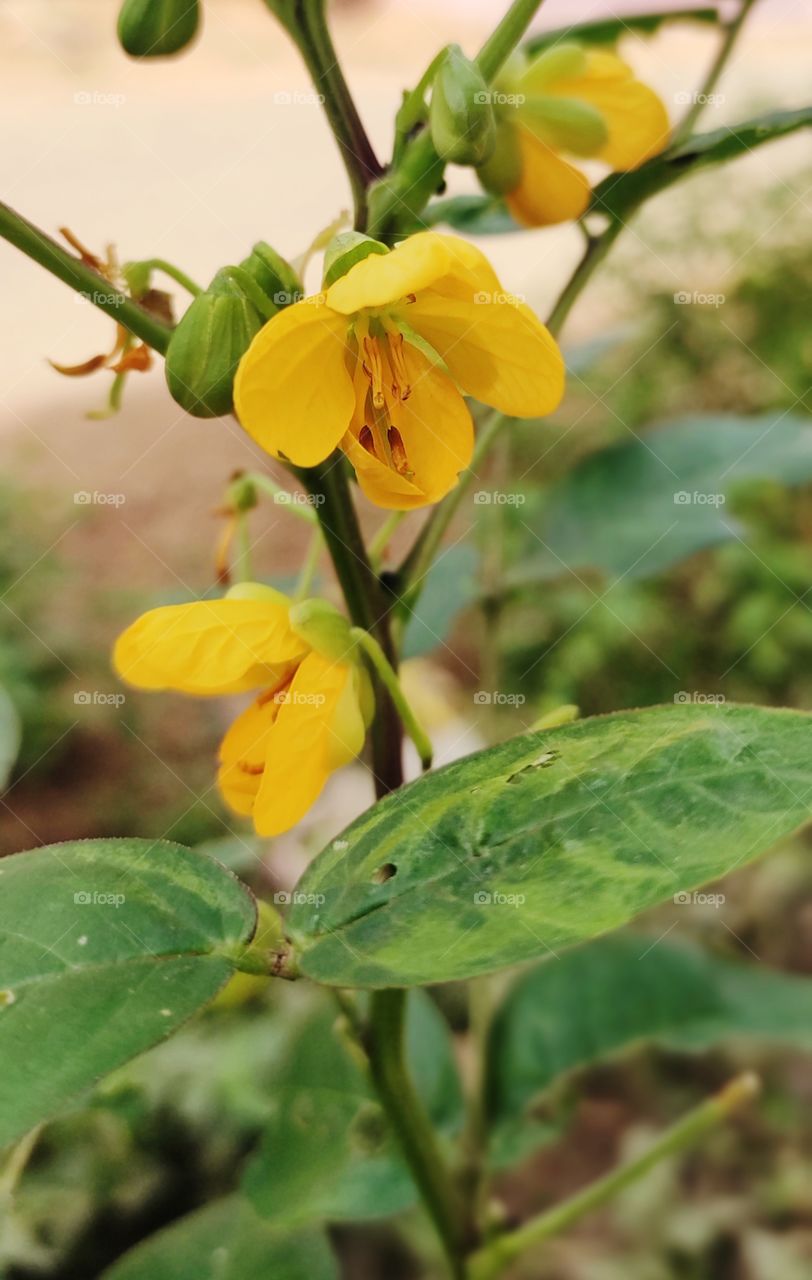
[288,704,812,987]
[423,194,520,235]
[102,1196,337,1280]
[243,991,461,1226]
[592,108,812,222]
[0,681,21,791]
[0,838,256,1147]
[527,413,812,581]
[526,8,720,54]
[487,933,812,1166]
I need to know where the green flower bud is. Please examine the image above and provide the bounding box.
[165,268,263,418]
[322,232,389,288]
[518,42,588,92]
[476,117,522,196]
[429,45,496,166]
[517,96,607,157]
[117,0,200,59]
[239,242,303,310]
[289,599,355,662]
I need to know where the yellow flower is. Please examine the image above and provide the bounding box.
[233,231,564,510]
[113,586,372,836]
[479,44,669,227]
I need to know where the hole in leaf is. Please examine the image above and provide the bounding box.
[371,862,397,884]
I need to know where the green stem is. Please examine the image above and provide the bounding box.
[244,472,319,525]
[137,257,202,296]
[673,0,757,144]
[468,1073,761,1280]
[399,411,508,600]
[366,990,469,1278]
[545,222,623,337]
[350,627,432,769]
[298,458,403,799]
[264,0,381,230]
[295,528,323,598]
[368,510,407,568]
[475,0,548,81]
[0,201,173,354]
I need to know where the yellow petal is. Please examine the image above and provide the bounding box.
[325,665,368,770]
[506,128,591,226]
[252,653,362,836]
[234,296,354,466]
[406,287,565,418]
[217,694,276,816]
[546,49,669,170]
[326,233,452,315]
[343,429,427,510]
[113,600,305,696]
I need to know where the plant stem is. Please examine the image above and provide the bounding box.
[366,989,469,1278]
[137,257,202,296]
[244,472,319,524]
[545,222,624,337]
[673,0,757,144]
[476,0,549,81]
[294,527,323,598]
[468,1073,761,1280]
[399,410,508,600]
[0,201,173,354]
[264,0,381,231]
[368,510,407,568]
[350,627,432,769]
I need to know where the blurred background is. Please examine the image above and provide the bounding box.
[0,1,811,1277]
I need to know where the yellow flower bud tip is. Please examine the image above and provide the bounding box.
[234,231,565,509]
[322,232,389,289]
[225,582,292,607]
[288,598,355,663]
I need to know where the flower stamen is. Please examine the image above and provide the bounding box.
[362,336,386,409]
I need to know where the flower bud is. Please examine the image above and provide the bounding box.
[117,0,200,58]
[289,599,355,662]
[239,242,303,310]
[165,268,264,418]
[322,232,389,288]
[429,45,496,166]
[476,117,522,195]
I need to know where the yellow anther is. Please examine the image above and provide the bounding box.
[363,336,385,409]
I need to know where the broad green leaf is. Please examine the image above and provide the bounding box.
[592,108,812,222]
[102,1196,337,1280]
[0,681,20,790]
[0,839,256,1147]
[424,194,520,235]
[288,705,812,987]
[526,8,720,53]
[243,990,461,1226]
[527,413,812,581]
[486,934,812,1166]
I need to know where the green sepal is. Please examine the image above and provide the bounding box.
[476,117,523,196]
[164,267,263,419]
[117,0,200,58]
[322,232,389,288]
[240,241,303,309]
[429,44,496,166]
[517,95,608,157]
[289,598,355,662]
